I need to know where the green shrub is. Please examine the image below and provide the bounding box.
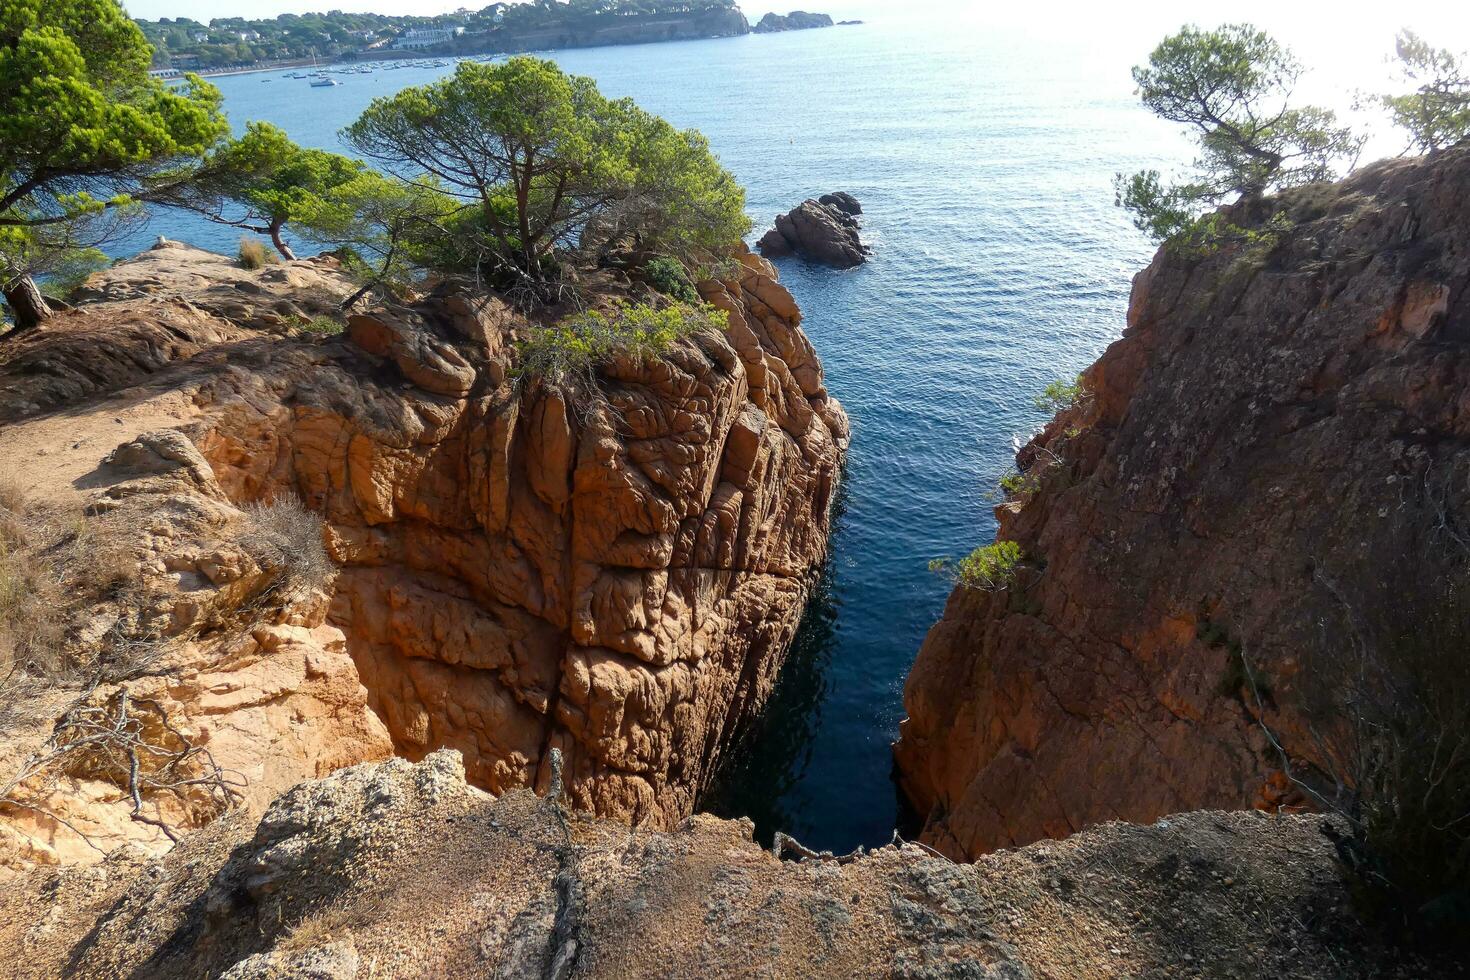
[694,256,743,283]
[1033,375,1087,415]
[237,236,274,270]
[514,300,728,384]
[644,256,699,303]
[930,540,1024,592]
[998,468,1041,500]
[291,315,343,336]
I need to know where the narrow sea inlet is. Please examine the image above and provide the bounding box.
[130,16,1174,851]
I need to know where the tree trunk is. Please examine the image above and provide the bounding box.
[339,279,376,312]
[269,221,297,261]
[2,275,52,333]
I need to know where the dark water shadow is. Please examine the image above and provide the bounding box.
[701,567,840,844]
[701,486,849,846]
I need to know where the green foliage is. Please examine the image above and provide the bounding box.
[173,123,368,258]
[236,236,272,270]
[344,57,747,287]
[293,171,456,307]
[997,469,1040,500]
[38,247,108,300]
[1375,30,1470,154]
[513,300,728,384]
[0,0,228,316]
[694,256,744,282]
[1033,375,1086,414]
[290,315,343,336]
[1116,24,1362,249]
[644,257,698,303]
[930,540,1024,592]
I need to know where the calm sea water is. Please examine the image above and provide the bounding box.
[134,19,1185,851]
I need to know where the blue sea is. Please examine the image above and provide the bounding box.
[133,16,1187,852]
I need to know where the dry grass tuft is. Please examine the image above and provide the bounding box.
[239,495,335,604]
[237,237,275,271]
[0,495,142,684]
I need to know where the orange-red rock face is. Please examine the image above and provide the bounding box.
[187,252,848,827]
[894,148,1470,860]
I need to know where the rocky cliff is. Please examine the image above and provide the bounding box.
[0,750,1432,979]
[0,241,846,865]
[895,146,1470,859]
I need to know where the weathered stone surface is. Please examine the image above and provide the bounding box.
[0,751,1434,979]
[0,242,847,850]
[0,426,391,871]
[0,242,354,424]
[758,196,869,267]
[895,146,1470,859]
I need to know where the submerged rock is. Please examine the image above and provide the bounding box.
[758,194,869,267]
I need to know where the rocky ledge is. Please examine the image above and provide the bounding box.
[758,192,869,267]
[0,750,1436,979]
[0,242,846,867]
[894,145,1470,859]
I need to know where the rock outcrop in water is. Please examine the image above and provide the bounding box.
[0,240,846,865]
[752,10,835,33]
[758,194,869,267]
[894,145,1470,860]
[0,749,1436,979]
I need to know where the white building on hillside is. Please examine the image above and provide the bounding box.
[394,27,462,49]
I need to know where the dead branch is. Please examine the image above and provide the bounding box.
[0,683,246,851]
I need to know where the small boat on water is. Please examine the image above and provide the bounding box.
[305,50,337,86]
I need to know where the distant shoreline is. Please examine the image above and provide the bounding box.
[162,11,856,81]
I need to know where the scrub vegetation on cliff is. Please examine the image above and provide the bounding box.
[513,299,729,385]
[1115,24,1469,253]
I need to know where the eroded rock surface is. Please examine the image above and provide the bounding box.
[895,147,1470,859]
[0,242,847,856]
[0,427,390,871]
[0,751,1430,980]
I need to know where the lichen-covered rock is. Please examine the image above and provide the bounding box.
[0,752,1434,979]
[894,146,1470,859]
